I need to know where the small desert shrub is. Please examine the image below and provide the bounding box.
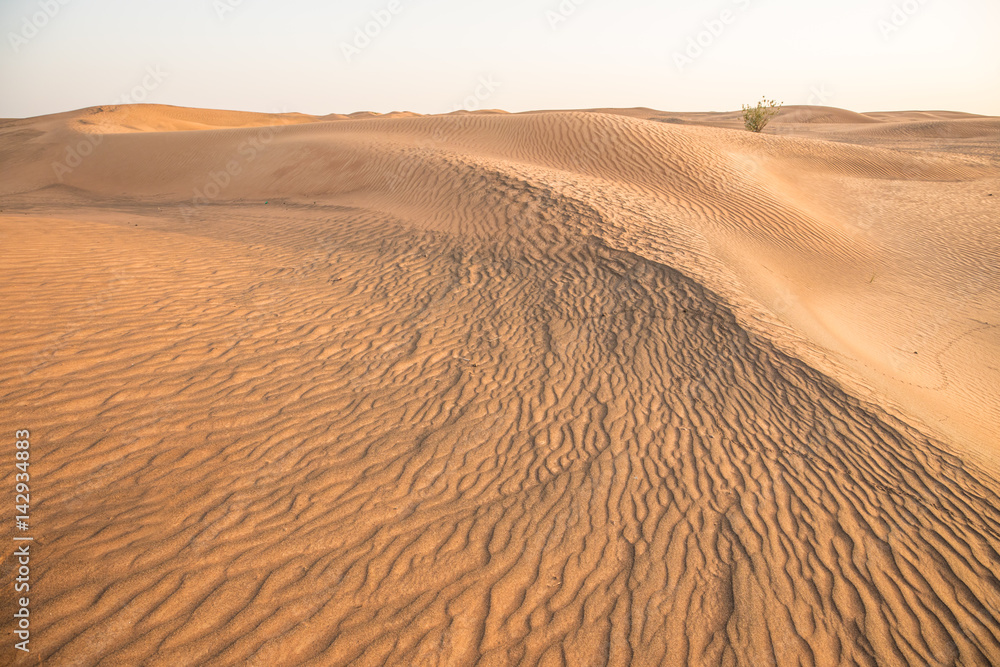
[742,98,782,133]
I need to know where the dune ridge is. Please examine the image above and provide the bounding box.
[1,104,999,665]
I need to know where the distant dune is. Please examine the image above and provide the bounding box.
[1,104,999,665]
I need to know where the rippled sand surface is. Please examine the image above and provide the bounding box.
[1,104,999,665]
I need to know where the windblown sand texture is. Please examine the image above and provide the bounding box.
[1,104,999,666]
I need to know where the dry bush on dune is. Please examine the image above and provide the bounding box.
[743,97,782,132]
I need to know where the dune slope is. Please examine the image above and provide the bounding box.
[1,105,999,666]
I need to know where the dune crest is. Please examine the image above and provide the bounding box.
[1,104,999,665]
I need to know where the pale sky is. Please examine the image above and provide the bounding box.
[1,0,997,118]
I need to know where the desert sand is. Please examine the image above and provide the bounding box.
[1,103,999,665]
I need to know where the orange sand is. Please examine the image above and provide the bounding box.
[1,104,999,665]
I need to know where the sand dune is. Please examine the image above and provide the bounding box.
[587,107,1000,162]
[1,104,999,665]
